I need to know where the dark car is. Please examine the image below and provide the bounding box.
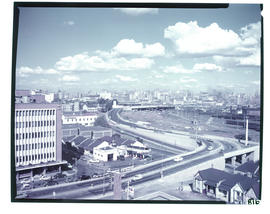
[80,175,91,180]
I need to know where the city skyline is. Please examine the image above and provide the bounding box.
[16,4,261,94]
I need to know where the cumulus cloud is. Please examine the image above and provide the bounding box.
[164,21,261,65]
[115,75,138,82]
[112,39,165,57]
[59,75,80,82]
[55,52,154,71]
[193,63,223,72]
[114,8,158,16]
[163,64,199,74]
[17,66,59,77]
[179,77,197,83]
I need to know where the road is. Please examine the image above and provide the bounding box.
[20,108,255,200]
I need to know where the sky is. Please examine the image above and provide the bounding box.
[15,4,262,94]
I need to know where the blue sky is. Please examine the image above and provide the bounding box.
[16,4,261,94]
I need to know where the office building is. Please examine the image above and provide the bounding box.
[15,103,66,180]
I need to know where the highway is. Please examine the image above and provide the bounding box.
[21,108,253,200]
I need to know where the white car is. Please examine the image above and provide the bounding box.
[88,159,99,163]
[22,183,31,190]
[67,163,73,169]
[174,156,183,162]
[20,178,31,184]
[207,146,214,151]
[132,174,143,181]
[40,175,51,181]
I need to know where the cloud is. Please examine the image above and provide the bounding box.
[154,74,164,79]
[115,75,138,82]
[251,80,260,85]
[193,63,222,72]
[179,77,197,83]
[55,52,154,71]
[64,21,75,26]
[163,64,199,74]
[59,75,80,82]
[114,8,158,16]
[17,66,59,77]
[164,21,260,61]
[112,39,165,57]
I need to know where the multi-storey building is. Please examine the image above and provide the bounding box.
[62,112,98,127]
[14,103,66,180]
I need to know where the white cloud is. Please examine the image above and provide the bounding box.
[17,66,59,77]
[193,63,222,72]
[115,75,138,82]
[154,74,164,79]
[164,21,260,61]
[113,39,165,57]
[55,52,154,71]
[114,8,158,16]
[251,80,260,85]
[64,21,75,26]
[59,75,80,82]
[163,64,199,74]
[179,77,197,83]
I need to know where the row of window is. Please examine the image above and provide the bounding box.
[16,109,56,117]
[66,117,95,122]
[16,141,55,151]
[16,131,55,140]
[16,152,55,163]
[15,120,55,128]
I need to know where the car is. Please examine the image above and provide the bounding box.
[80,175,91,180]
[67,163,73,169]
[40,175,51,181]
[132,174,143,181]
[88,159,99,163]
[207,146,214,151]
[174,156,183,162]
[20,178,31,184]
[22,183,31,190]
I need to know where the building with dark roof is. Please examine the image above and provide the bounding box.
[62,123,112,139]
[193,167,260,204]
[235,160,260,178]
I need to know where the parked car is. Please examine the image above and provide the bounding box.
[22,183,31,190]
[20,178,31,184]
[80,175,91,180]
[40,175,51,181]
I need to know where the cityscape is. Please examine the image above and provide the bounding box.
[13,4,261,204]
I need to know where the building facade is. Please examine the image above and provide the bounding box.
[15,103,64,179]
[62,112,98,127]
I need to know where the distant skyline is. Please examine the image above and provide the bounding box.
[15,4,261,94]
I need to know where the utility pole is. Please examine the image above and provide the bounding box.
[245,116,249,146]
